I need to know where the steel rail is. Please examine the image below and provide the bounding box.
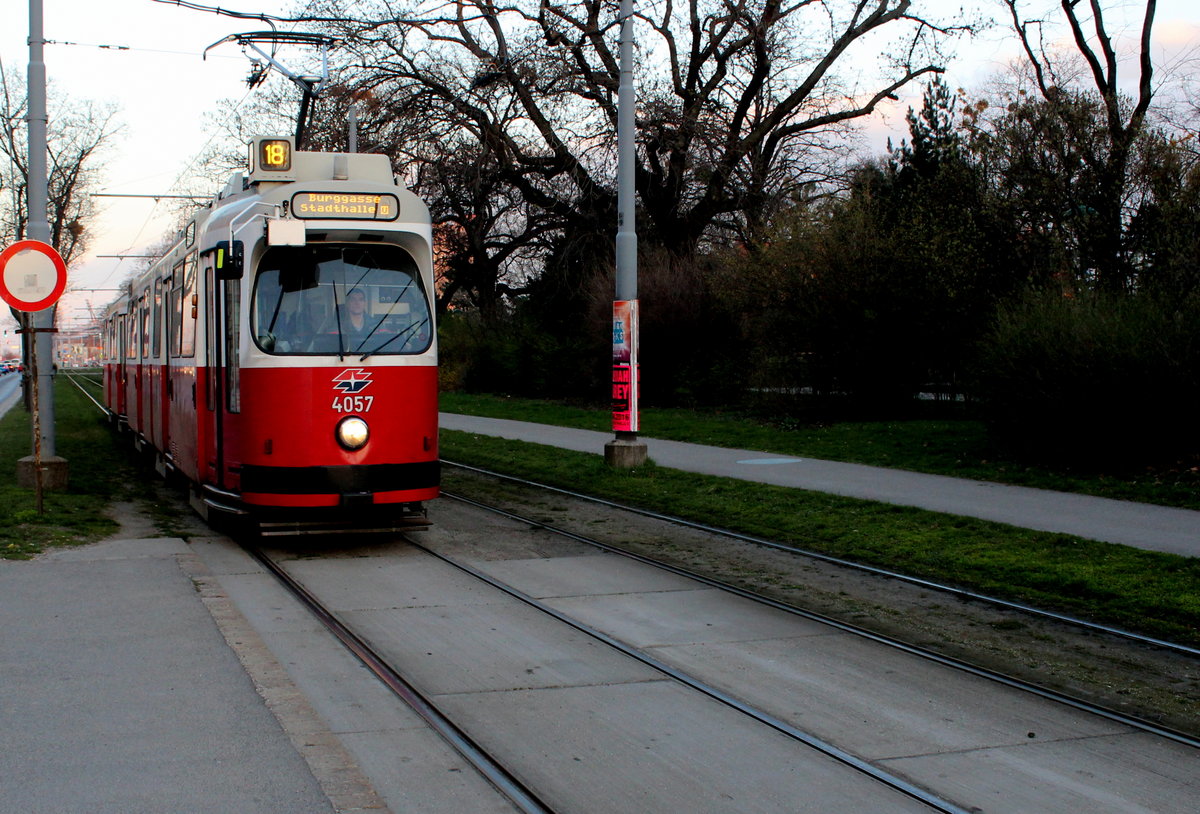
[442,459,1200,659]
[68,375,555,812]
[64,372,108,412]
[246,546,556,814]
[69,372,104,389]
[405,531,972,814]
[441,489,1200,752]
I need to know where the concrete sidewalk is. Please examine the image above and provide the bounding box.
[440,413,1200,558]
[0,378,391,814]
[0,532,362,814]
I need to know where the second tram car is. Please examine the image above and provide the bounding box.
[102,136,438,534]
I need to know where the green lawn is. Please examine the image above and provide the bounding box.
[0,374,138,559]
[441,430,1200,645]
[439,391,1200,510]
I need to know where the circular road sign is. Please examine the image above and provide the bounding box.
[0,240,68,312]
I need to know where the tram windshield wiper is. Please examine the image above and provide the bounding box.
[330,282,345,361]
[359,317,428,361]
[353,279,415,355]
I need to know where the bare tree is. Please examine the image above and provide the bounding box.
[152,0,966,327]
[1001,0,1159,290]
[287,1,964,252]
[0,61,119,264]
[419,139,557,315]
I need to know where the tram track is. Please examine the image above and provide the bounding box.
[241,498,1200,814]
[70,378,1196,808]
[402,535,975,814]
[245,545,556,814]
[442,459,1200,659]
[66,373,1197,677]
[248,534,974,814]
[65,371,106,411]
[437,487,1200,752]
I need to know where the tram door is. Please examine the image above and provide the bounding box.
[135,293,149,439]
[115,314,126,419]
[146,277,166,453]
[124,306,139,429]
[202,260,222,487]
[221,271,242,491]
[167,254,200,481]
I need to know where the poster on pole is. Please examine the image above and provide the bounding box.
[612,299,639,432]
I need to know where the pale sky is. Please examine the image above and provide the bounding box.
[2,0,1197,344]
[2,0,297,345]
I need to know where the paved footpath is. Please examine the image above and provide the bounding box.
[0,532,383,814]
[440,413,1200,558]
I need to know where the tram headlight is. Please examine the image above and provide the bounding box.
[336,416,369,451]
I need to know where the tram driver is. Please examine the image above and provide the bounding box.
[342,288,374,348]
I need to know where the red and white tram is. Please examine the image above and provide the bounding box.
[102,136,438,534]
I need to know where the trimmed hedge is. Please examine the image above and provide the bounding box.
[972,289,1200,467]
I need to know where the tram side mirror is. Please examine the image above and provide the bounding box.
[214,240,244,280]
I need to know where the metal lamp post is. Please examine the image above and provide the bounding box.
[604,0,648,468]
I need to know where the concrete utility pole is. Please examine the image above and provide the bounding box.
[604,0,648,468]
[21,0,68,489]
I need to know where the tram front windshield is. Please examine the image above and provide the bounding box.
[252,244,432,357]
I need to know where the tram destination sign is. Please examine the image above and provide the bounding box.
[291,192,400,221]
[0,239,67,312]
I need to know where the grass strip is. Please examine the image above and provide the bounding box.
[441,429,1200,646]
[0,375,142,559]
[439,392,1200,510]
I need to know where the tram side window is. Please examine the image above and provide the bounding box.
[170,261,184,356]
[140,295,151,359]
[181,254,197,357]
[152,278,163,358]
[169,256,198,358]
[126,308,137,360]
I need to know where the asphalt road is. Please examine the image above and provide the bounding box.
[0,371,21,415]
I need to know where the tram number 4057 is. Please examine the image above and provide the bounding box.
[332,395,375,413]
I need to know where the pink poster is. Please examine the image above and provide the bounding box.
[612,300,639,432]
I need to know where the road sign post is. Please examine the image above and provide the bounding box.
[13,0,68,507]
[1,239,69,507]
